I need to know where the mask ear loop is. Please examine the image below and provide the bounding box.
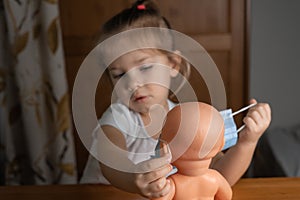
[236,124,246,133]
[230,103,257,133]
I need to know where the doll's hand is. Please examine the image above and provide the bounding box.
[134,146,173,198]
[238,99,271,146]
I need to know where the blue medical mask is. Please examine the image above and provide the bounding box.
[220,103,256,150]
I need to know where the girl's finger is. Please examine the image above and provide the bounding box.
[249,98,257,105]
[243,116,257,132]
[149,179,172,198]
[135,152,171,173]
[142,164,172,183]
[148,176,167,192]
[246,110,262,126]
[262,103,271,120]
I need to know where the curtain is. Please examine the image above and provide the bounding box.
[0,0,77,185]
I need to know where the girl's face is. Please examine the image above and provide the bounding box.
[108,49,180,115]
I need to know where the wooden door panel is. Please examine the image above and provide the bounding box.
[59,0,247,178]
[159,0,229,33]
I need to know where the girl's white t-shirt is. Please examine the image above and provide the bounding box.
[80,100,176,184]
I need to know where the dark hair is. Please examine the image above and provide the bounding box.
[99,0,190,98]
[100,0,171,40]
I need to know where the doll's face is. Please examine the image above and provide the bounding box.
[108,49,180,115]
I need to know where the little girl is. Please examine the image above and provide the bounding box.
[80,0,271,199]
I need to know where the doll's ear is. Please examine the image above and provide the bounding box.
[169,50,182,78]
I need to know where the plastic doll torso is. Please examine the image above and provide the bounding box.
[170,169,232,200]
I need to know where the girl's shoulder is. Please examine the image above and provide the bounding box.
[101,102,138,121]
[99,103,141,135]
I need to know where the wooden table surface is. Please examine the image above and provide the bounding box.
[232,177,300,200]
[1,177,300,200]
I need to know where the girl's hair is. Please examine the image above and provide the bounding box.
[99,0,190,98]
[101,0,171,38]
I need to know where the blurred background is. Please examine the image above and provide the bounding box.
[0,0,299,185]
[248,0,300,178]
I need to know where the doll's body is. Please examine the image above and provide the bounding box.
[162,160,232,200]
[153,102,232,200]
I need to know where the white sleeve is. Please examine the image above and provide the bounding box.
[99,103,132,135]
[80,103,136,184]
[79,124,111,184]
[79,154,110,185]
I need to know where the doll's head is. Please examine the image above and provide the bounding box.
[160,102,225,163]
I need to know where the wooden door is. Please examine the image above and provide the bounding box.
[59,0,248,179]
[159,0,247,112]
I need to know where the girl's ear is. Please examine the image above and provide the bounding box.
[169,50,182,78]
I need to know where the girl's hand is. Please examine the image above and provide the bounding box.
[134,144,173,198]
[135,161,172,198]
[239,99,271,146]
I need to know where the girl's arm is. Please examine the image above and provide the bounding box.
[99,125,173,198]
[210,140,257,185]
[211,99,271,185]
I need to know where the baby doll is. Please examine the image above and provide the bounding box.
[153,102,232,200]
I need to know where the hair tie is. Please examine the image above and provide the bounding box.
[137,4,146,10]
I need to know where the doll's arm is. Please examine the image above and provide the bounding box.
[99,125,172,198]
